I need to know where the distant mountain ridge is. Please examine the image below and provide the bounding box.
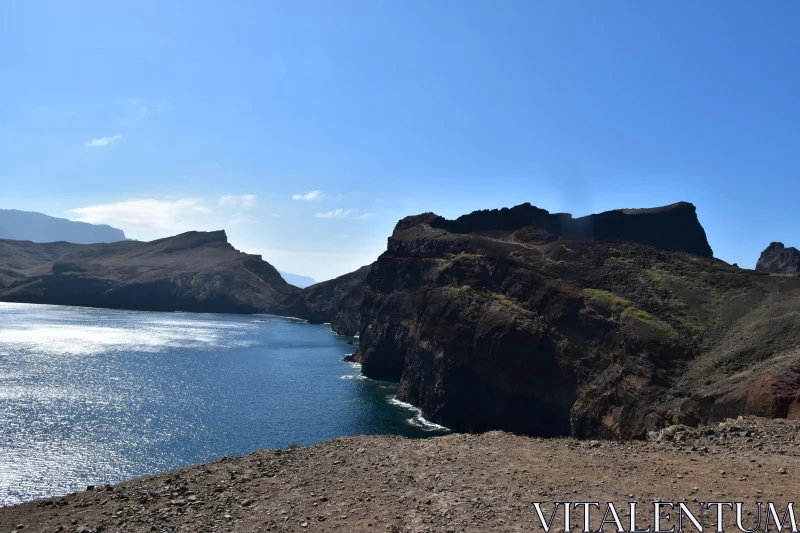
[0,230,295,313]
[0,209,126,244]
[279,271,317,288]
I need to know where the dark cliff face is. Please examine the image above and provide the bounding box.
[756,242,800,274]
[0,230,295,313]
[355,203,800,439]
[274,265,372,336]
[427,202,713,257]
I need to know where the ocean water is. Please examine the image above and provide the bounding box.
[0,302,446,506]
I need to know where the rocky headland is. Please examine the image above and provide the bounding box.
[3,202,800,530]
[0,230,295,313]
[3,201,800,442]
[352,202,800,439]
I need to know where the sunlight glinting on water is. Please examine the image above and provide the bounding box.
[0,303,447,506]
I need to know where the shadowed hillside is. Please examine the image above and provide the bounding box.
[0,230,295,313]
[274,264,372,336]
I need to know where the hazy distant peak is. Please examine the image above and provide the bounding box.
[279,271,317,288]
[0,209,126,244]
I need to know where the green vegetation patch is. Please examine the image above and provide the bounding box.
[485,290,528,313]
[622,306,676,339]
[455,252,485,261]
[645,269,673,291]
[621,307,656,323]
[583,288,631,309]
[605,257,634,266]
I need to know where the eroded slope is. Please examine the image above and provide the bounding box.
[355,203,800,439]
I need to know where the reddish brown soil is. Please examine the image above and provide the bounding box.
[2,416,799,533]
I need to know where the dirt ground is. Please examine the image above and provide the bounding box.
[2,416,799,533]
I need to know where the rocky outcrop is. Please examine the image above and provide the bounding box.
[0,209,126,244]
[756,242,800,274]
[354,202,800,439]
[428,201,713,257]
[0,230,296,313]
[274,264,372,336]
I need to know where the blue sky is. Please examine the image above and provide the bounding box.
[1,1,798,281]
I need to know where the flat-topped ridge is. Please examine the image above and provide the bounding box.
[394,201,713,257]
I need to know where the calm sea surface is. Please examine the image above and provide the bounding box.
[0,302,445,506]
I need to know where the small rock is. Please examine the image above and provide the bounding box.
[778,467,788,475]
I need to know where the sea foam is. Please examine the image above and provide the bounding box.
[387,396,449,432]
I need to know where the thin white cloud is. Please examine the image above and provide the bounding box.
[315,208,374,219]
[68,198,213,240]
[269,214,282,218]
[84,135,122,148]
[292,190,324,201]
[315,208,354,219]
[218,194,257,208]
[241,194,257,207]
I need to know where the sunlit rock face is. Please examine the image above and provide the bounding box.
[756,242,800,274]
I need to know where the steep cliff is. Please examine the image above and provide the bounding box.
[756,242,800,274]
[427,201,713,257]
[0,231,295,313]
[354,202,800,439]
[274,264,372,336]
